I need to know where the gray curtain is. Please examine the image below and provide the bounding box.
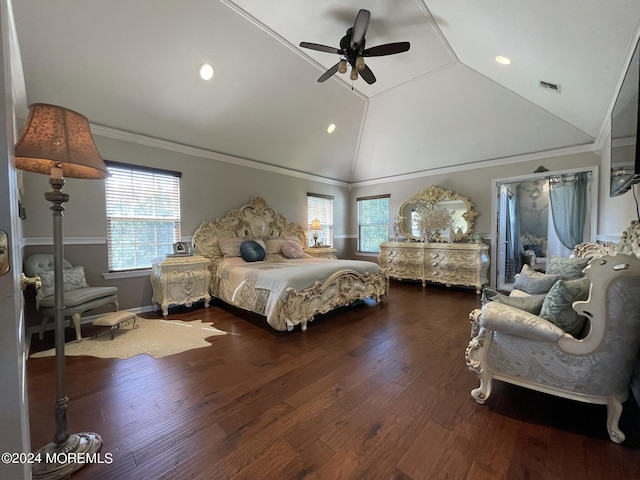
[548,172,588,250]
[505,190,521,282]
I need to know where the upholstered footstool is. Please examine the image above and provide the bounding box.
[92,311,138,339]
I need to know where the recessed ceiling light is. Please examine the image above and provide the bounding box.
[327,123,336,134]
[199,63,214,80]
[495,56,512,65]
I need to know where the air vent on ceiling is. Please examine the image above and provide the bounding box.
[539,80,561,93]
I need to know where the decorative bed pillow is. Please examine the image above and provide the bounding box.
[540,277,591,337]
[282,239,305,259]
[265,238,285,255]
[253,238,267,251]
[218,237,243,257]
[547,256,591,280]
[240,240,266,262]
[512,265,560,295]
[483,288,546,315]
[38,266,89,298]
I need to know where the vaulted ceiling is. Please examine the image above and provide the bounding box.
[12,0,640,183]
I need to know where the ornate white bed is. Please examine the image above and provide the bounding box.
[192,197,386,331]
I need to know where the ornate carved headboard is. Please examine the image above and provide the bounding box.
[573,220,640,259]
[192,197,307,260]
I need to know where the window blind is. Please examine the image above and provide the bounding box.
[307,194,334,247]
[105,164,181,271]
[357,195,390,253]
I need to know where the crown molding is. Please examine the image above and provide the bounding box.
[90,122,600,189]
[351,142,598,187]
[90,124,350,188]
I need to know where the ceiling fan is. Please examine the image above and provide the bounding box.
[299,9,410,84]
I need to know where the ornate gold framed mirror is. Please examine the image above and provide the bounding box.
[395,185,478,242]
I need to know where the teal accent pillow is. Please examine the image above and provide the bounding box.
[483,288,546,315]
[513,265,560,294]
[547,256,591,280]
[540,277,591,337]
[240,240,266,262]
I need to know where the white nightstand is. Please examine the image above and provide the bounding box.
[304,247,337,259]
[151,255,211,316]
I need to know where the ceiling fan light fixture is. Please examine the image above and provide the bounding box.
[299,9,409,85]
[199,62,214,80]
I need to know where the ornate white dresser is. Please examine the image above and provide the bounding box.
[151,255,211,316]
[381,185,489,294]
[378,241,489,294]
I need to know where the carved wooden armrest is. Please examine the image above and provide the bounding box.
[469,308,482,338]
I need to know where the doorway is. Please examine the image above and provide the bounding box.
[491,166,599,291]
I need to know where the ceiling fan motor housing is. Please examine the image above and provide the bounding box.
[340,29,365,68]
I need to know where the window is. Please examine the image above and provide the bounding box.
[105,162,181,271]
[357,195,390,253]
[307,194,334,247]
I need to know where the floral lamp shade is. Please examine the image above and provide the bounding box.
[14,103,108,179]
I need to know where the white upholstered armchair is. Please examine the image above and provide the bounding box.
[466,253,640,443]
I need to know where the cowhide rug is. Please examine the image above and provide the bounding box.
[30,318,229,360]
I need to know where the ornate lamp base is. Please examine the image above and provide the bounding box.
[32,432,103,480]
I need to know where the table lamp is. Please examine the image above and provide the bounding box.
[309,219,322,247]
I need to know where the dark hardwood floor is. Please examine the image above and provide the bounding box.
[27,282,640,479]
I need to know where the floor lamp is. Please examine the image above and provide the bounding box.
[15,103,108,479]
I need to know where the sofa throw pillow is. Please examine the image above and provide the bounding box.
[282,239,305,259]
[512,265,560,295]
[38,266,89,298]
[540,277,591,337]
[240,240,266,262]
[547,256,591,280]
[509,289,532,297]
[219,237,243,258]
[483,288,546,315]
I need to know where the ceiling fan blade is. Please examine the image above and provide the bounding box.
[317,63,340,82]
[363,42,411,57]
[359,64,376,85]
[350,9,370,49]
[300,42,341,55]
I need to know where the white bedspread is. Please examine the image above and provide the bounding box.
[215,256,382,330]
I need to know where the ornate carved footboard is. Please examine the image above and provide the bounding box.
[282,269,386,331]
[192,197,386,331]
